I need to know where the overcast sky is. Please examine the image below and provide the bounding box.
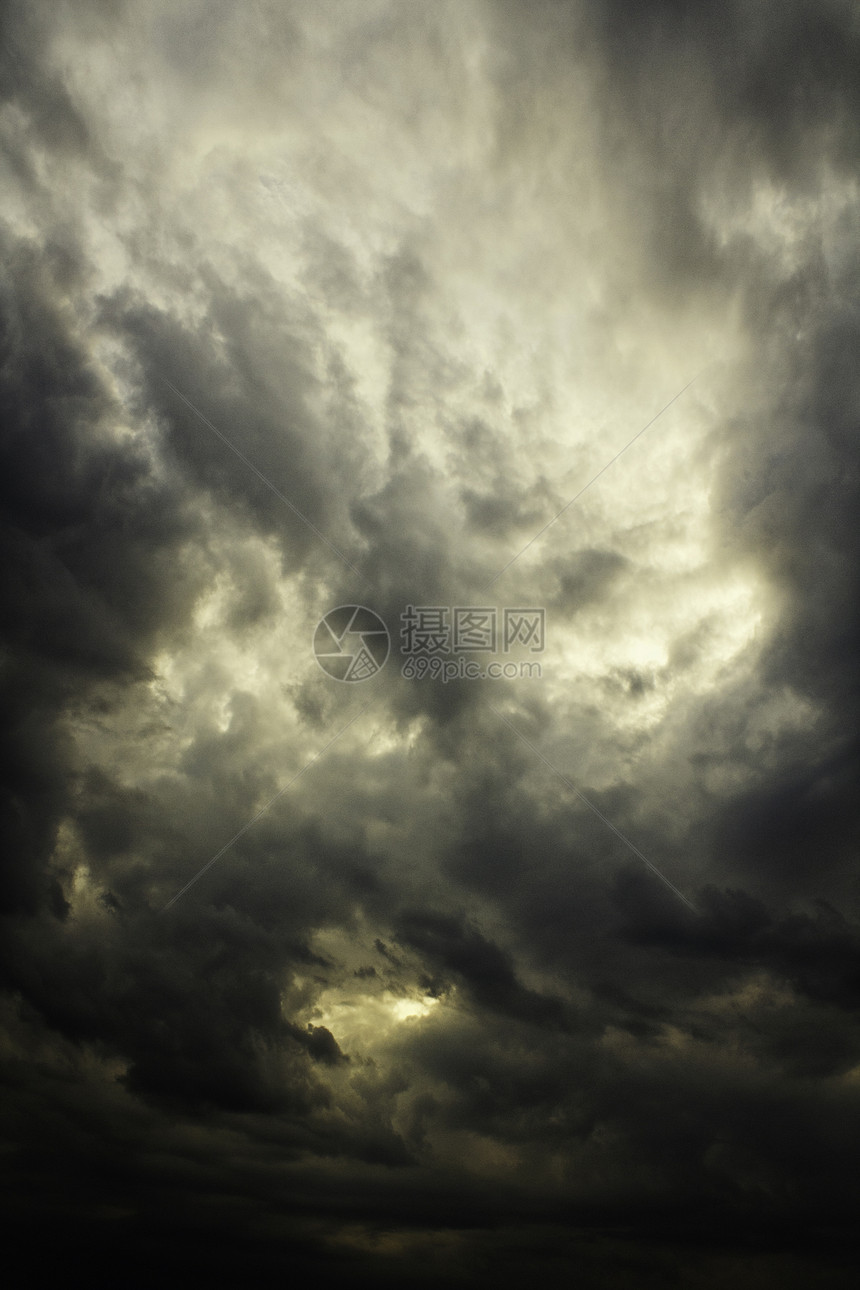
[2,1,860,1285]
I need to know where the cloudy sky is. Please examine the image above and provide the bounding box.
[2,0,860,1284]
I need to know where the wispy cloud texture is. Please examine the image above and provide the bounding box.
[2,1,859,1284]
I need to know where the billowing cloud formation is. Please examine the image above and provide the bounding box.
[2,1,860,1285]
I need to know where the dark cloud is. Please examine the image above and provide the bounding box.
[395,908,572,1027]
[2,0,860,1285]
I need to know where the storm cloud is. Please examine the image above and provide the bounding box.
[2,1,860,1285]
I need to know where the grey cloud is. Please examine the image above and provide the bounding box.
[3,0,860,1285]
